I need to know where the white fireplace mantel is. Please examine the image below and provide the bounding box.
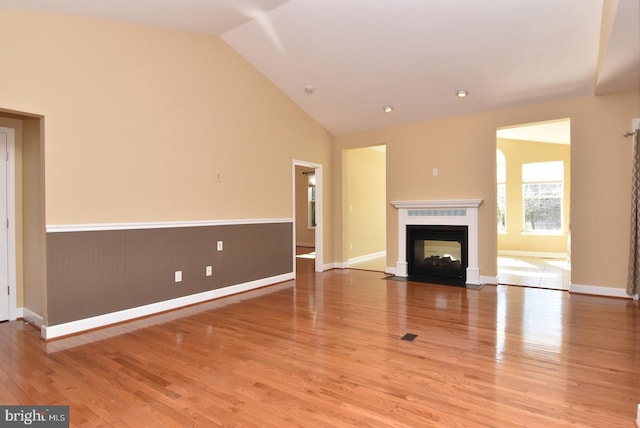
[391,199,483,285]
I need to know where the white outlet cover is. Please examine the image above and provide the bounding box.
[205,266,213,276]
[175,271,182,282]
[217,241,223,251]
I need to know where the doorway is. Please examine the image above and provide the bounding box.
[293,160,323,273]
[343,145,386,272]
[496,119,571,290]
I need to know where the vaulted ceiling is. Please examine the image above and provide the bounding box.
[0,0,638,135]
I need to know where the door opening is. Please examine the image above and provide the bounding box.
[344,145,386,272]
[496,119,571,290]
[293,160,323,273]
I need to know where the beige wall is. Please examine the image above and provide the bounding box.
[295,166,315,246]
[343,146,386,260]
[497,138,571,254]
[0,9,335,319]
[336,90,640,291]
[0,9,333,226]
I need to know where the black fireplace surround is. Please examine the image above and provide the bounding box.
[406,225,468,286]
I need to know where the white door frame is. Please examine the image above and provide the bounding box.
[292,160,323,273]
[0,126,17,320]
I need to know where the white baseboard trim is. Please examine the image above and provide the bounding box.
[498,250,568,259]
[21,308,44,329]
[12,307,23,320]
[320,263,334,271]
[347,251,386,266]
[481,275,498,285]
[570,283,634,299]
[325,262,353,271]
[42,272,294,340]
[332,262,349,269]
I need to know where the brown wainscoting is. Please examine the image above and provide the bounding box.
[46,222,293,325]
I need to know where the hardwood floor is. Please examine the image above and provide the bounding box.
[1,257,638,427]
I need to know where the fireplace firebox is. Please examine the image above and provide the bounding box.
[407,225,468,286]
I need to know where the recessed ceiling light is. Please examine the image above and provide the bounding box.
[383,105,394,113]
[456,89,469,98]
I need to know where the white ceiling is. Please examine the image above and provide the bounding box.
[0,0,638,136]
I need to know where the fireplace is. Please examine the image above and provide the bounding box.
[391,199,483,285]
[407,225,468,286]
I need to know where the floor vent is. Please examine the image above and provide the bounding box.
[401,333,417,341]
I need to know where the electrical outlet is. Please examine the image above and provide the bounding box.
[175,271,182,283]
[217,241,223,251]
[205,266,213,276]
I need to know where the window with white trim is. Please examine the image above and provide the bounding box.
[522,161,563,232]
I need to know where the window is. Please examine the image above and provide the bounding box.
[522,161,563,232]
[497,150,506,232]
[307,173,316,228]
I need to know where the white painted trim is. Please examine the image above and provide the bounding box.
[391,199,483,209]
[481,275,498,285]
[570,283,634,299]
[1,127,17,321]
[321,262,340,271]
[293,160,323,273]
[347,250,386,265]
[498,250,568,259]
[46,218,293,233]
[315,165,324,273]
[21,307,43,329]
[42,272,294,340]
